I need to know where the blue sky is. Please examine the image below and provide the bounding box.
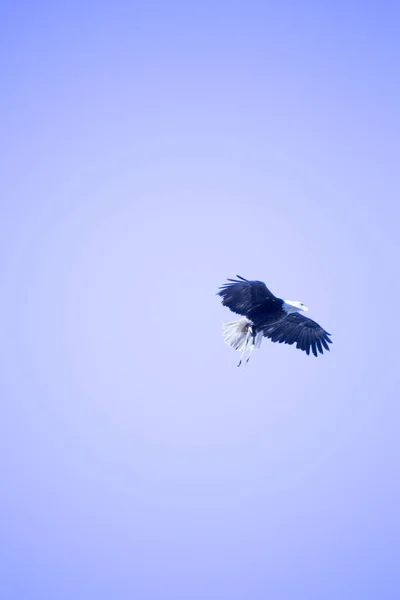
[1,2,399,598]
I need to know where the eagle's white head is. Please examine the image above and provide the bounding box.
[283,300,309,313]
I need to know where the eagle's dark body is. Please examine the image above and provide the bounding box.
[219,278,286,328]
[218,275,332,360]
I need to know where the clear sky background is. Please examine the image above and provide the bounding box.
[1,2,399,599]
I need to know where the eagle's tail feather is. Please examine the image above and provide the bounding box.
[222,318,262,366]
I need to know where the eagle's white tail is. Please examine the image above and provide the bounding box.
[222,318,262,366]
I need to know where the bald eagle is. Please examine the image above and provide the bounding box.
[218,276,332,365]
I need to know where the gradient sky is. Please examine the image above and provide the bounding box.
[1,2,400,599]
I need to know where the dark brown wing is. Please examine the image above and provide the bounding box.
[217,275,276,317]
[262,312,332,357]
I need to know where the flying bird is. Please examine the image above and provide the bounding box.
[218,275,332,365]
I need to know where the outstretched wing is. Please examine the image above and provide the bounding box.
[263,312,332,357]
[217,275,277,317]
